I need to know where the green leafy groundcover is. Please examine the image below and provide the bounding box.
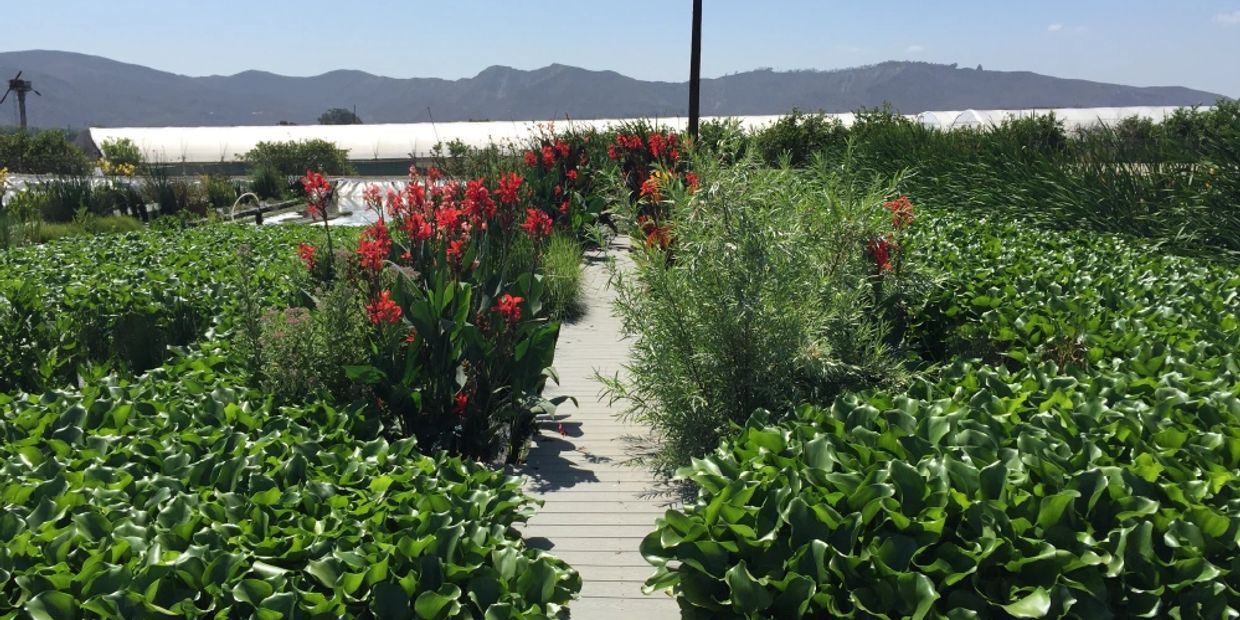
[0,225,323,394]
[641,210,1239,618]
[0,351,580,619]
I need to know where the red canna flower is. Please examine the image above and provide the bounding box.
[446,238,467,262]
[403,212,432,242]
[520,208,554,239]
[463,179,496,223]
[883,195,914,228]
[555,139,570,159]
[494,292,524,323]
[541,145,555,168]
[301,170,332,219]
[685,172,700,192]
[357,222,391,272]
[648,133,665,159]
[523,150,538,168]
[453,392,469,417]
[297,242,317,270]
[559,200,570,215]
[867,237,894,272]
[565,169,578,184]
[366,290,403,325]
[497,172,523,204]
[428,167,443,182]
[404,328,418,344]
[607,144,619,160]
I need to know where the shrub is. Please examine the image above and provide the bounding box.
[243,139,353,176]
[257,280,370,404]
[0,129,91,175]
[99,136,143,173]
[249,164,287,200]
[749,109,847,167]
[142,166,194,216]
[602,159,917,476]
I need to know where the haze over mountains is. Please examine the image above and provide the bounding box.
[0,50,1227,128]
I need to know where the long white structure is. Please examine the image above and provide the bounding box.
[88,106,1200,165]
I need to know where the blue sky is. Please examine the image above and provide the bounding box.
[4,1,1239,96]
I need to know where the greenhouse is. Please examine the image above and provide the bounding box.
[85,106,1202,172]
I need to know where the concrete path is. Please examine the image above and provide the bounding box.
[516,241,681,619]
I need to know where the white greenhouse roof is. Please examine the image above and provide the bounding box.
[88,106,1204,164]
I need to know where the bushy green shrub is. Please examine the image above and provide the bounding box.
[0,129,90,175]
[249,164,286,200]
[603,159,918,476]
[749,110,847,167]
[99,137,143,168]
[257,281,370,403]
[243,139,353,176]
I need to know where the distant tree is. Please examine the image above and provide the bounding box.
[318,108,363,125]
[277,120,298,126]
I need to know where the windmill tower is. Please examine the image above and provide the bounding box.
[1,72,41,131]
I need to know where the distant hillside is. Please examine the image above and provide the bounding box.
[0,50,1227,128]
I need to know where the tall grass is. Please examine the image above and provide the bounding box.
[725,104,1240,255]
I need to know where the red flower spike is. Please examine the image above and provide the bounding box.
[497,172,524,205]
[520,208,554,239]
[366,290,403,325]
[297,243,317,270]
[494,293,525,323]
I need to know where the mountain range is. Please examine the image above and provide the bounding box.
[0,50,1227,128]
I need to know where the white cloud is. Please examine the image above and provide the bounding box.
[906,45,926,54]
[1215,10,1240,25]
[1048,23,1064,32]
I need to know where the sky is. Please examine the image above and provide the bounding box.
[3,0,1239,96]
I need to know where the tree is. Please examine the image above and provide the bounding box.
[318,107,363,125]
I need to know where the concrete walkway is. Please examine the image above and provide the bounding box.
[516,242,680,619]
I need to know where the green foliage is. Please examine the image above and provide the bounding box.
[642,209,1240,617]
[243,139,353,177]
[142,166,195,217]
[27,178,144,222]
[719,103,1240,253]
[256,280,370,403]
[318,106,364,125]
[25,215,143,243]
[0,129,90,175]
[603,160,918,476]
[429,139,517,180]
[248,164,286,200]
[0,225,316,393]
[99,137,143,168]
[539,232,585,321]
[749,109,847,167]
[0,352,580,618]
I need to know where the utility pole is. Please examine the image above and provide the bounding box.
[688,0,703,140]
[1,72,41,131]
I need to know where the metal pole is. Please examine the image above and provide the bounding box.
[17,90,27,131]
[688,0,703,140]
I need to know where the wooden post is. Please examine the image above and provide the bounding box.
[688,0,703,140]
